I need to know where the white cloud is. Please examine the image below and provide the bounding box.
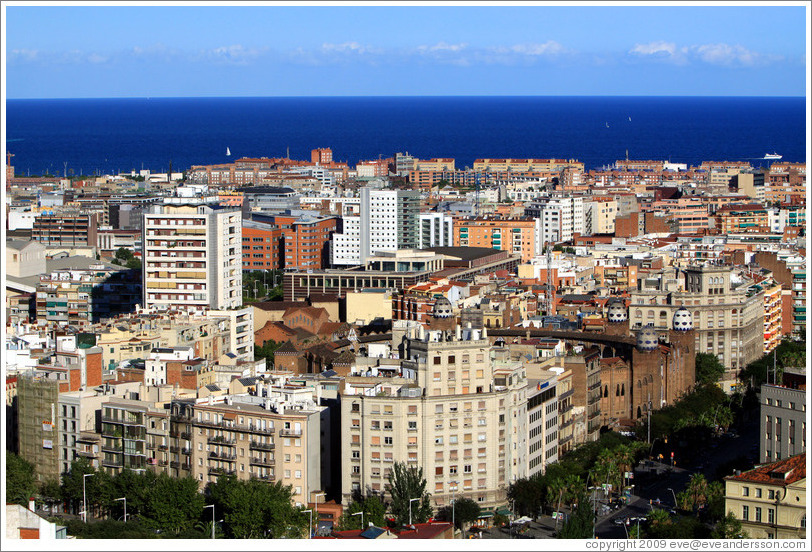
[87,53,109,64]
[629,41,677,57]
[321,41,367,54]
[691,43,758,66]
[510,41,567,56]
[417,41,468,53]
[10,49,39,62]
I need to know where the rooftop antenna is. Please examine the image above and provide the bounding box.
[545,242,554,316]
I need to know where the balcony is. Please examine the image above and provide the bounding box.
[279,429,302,437]
[102,443,123,453]
[209,451,237,461]
[208,467,236,476]
[249,441,275,451]
[102,459,124,469]
[249,457,274,467]
[102,415,144,426]
[194,418,275,435]
[207,436,237,446]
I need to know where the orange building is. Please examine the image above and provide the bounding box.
[453,216,538,262]
[242,220,283,270]
[268,213,337,270]
[716,204,770,234]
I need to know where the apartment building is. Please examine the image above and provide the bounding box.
[32,212,99,247]
[340,324,527,509]
[331,188,420,266]
[242,219,282,270]
[716,204,770,234]
[418,212,454,249]
[254,212,337,270]
[650,197,709,234]
[57,390,107,476]
[760,384,806,465]
[630,264,764,391]
[473,158,584,173]
[453,216,537,262]
[524,373,560,478]
[170,392,324,506]
[584,197,618,235]
[101,399,167,475]
[724,454,806,539]
[142,204,242,313]
[524,195,585,246]
[36,264,141,328]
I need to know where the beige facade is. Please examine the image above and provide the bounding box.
[340,326,527,509]
[172,396,323,506]
[630,264,764,392]
[724,454,806,539]
[345,290,393,325]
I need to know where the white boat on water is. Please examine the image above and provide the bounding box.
[764,152,781,160]
[226,147,231,156]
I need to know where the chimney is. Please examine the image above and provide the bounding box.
[28,497,35,511]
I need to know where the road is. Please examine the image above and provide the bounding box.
[479,417,760,539]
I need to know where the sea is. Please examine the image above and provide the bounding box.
[4,96,807,176]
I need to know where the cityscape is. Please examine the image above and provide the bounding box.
[3,1,809,548]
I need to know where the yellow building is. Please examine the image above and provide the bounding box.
[724,454,806,539]
[761,279,783,353]
[473,158,584,173]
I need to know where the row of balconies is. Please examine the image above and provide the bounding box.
[193,418,275,435]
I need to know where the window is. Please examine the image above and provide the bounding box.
[768,509,775,524]
[755,488,762,498]
[742,487,749,497]
[384,436,393,445]
[755,507,762,522]
[742,505,749,521]
[464,465,472,474]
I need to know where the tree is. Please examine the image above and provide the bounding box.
[437,497,480,532]
[711,512,747,539]
[695,353,725,385]
[60,459,97,515]
[338,495,387,530]
[508,475,545,517]
[385,462,432,526]
[557,489,593,539]
[6,453,37,506]
[140,473,203,534]
[205,475,306,538]
[255,339,283,364]
[677,473,710,515]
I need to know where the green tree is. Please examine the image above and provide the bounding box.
[205,475,306,538]
[695,353,726,385]
[711,512,747,539]
[385,462,432,526]
[60,459,98,515]
[437,497,481,532]
[338,495,387,530]
[508,475,545,517]
[557,489,593,539]
[140,473,203,534]
[6,453,37,506]
[255,339,283,364]
[677,473,710,515]
[38,479,62,511]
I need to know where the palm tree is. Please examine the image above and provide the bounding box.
[677,473,710,514]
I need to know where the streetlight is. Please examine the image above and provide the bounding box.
[115,497,127,523]
[408,498,420,526]
[668,488,678,509]
[302,509,313,539]
[82,473,93,523]
[204,504,215,539]
[351,511,364,529]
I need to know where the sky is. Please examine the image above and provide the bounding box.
[3,2,809,98]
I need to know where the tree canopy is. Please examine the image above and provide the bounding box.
[6,453,37,506]
[436,497,481,530]
[695,353,726,385]
[385,462,432,526]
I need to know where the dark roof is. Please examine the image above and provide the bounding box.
[360,527,386,539]
[253,300,309,312]
[237,377,259,386]
[205,384,220,392]
[275,341,300,354]
[425,246,503,261]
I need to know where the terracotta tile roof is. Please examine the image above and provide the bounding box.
[725,453,806,486]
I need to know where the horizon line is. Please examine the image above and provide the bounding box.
[6,94,807,101]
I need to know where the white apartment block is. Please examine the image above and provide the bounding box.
[534,196,585,248]
[340,325,528,509]
[418,212,454,249]
[331,188,420,266]
[584,199,618,235]
[142,204,242,314]
[525,378,559,478]
[207,308,254,363]
[331,215,361,266]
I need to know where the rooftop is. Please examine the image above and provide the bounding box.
[725,453,806,487]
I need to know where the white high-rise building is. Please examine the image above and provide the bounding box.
[534,196,584,250]
[419,212,454,248]
[142,204,243,313]
[331,187,420,266]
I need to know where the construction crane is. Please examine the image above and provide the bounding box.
[545,241,554,317]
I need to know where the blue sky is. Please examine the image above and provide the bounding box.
[4,3,809,98]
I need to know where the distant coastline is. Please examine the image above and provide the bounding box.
[6,96,806,175]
